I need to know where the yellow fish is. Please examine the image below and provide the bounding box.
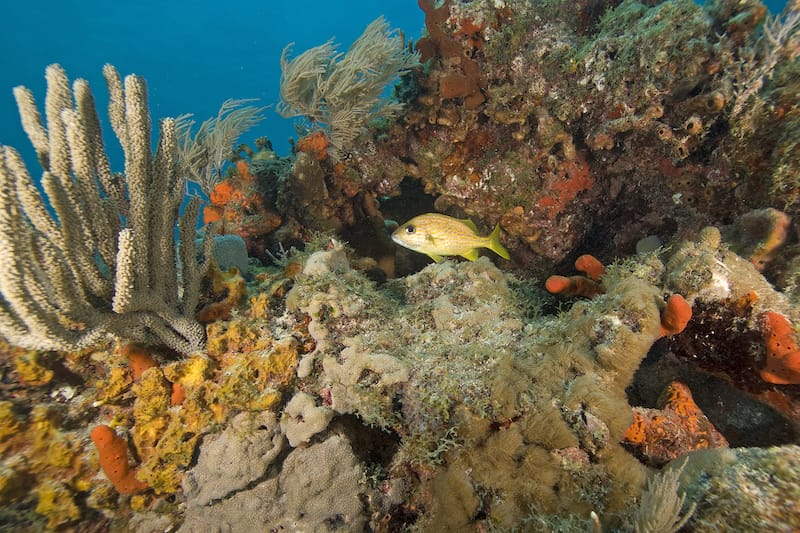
[391,213,510,263]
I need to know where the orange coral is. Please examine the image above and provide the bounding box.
[545,275,603,298]
[296,131,330,161]
[439,73,479,99]
[758,311,800,385]
[453,17,485,51]
[736,208,791,271]
[90,425,149,494]
[170,382,186,406]
[202,205,224,224]
[659,294,692,337]
[235,159,256,182]
[209,179,234,207]
[623,381,728,465]
[202,161,270,226]
[417,0,486,105]
[574,254,604,281]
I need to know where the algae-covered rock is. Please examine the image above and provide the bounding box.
[35,480,80,529]
[283,245,670,528]
[676,445,800,531]
[666,226,795,317]
[0,401,21,443]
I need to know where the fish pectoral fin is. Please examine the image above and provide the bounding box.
[427,253,445,263]
[459,218,479,233]
[460,248,480,261]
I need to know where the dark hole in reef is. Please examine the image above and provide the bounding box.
[687,83,704,98]
[358,368,382,387]
[380,177,440,276]
[383,503,421,531]
[328,414,401,469]
[323,514,346,527]
[379,177,437,225]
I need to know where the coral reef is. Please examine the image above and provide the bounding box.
[0,225,799,529]
[1,0,800,530]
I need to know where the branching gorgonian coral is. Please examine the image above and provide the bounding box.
[730,7,800,119]
[176,98,267,196]
[0,64,212,355]
[278,16,419,158]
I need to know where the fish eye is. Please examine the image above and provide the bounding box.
[405,225,415,234]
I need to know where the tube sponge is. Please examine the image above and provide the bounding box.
[90,425,148,494]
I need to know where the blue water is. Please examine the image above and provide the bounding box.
[0,0,787,169]
[0,0,423,166]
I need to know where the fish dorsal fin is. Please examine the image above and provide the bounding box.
[459,218,479,233]
[460,248,479,261]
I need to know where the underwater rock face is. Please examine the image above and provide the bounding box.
[290,0,798,279]
[281,242,667,528]
[182,411,284,507]
[2,227,800,530]
[179,435,365,532]
[675,445,800,531]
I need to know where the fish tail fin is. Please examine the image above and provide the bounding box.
[488,223,510,260]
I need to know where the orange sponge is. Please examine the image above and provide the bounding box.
[545,254,605,298]
[545,275,603,298]
[758,311,800,385]
[121,344,157,380]
[659,294,692,337]
[574,254,605,281]
[90,425,148,494]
